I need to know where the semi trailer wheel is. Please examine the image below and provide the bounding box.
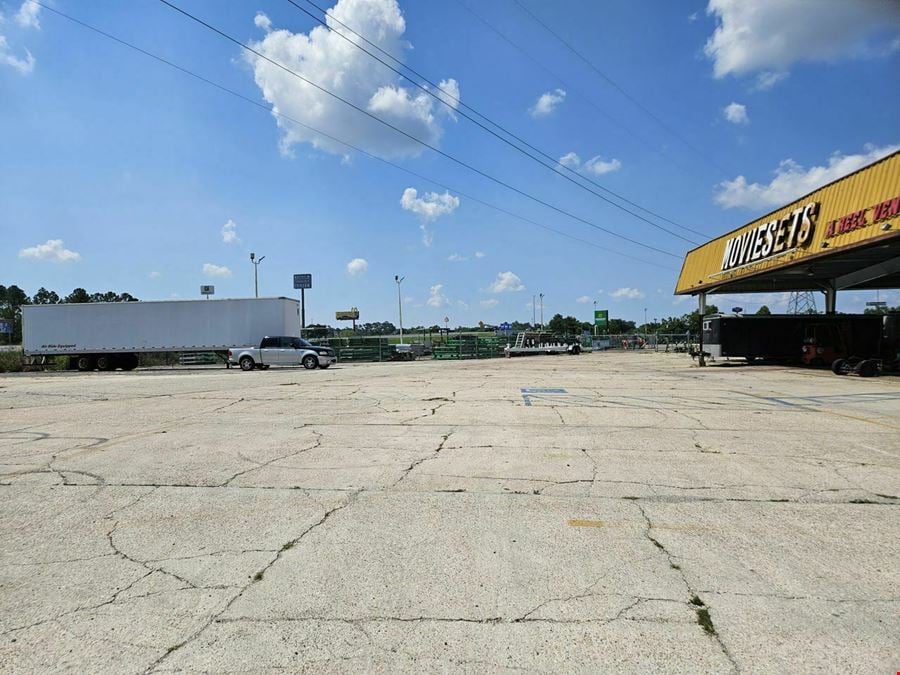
[831,359,848,375]
[96,355,115,371]
[858,359,879,378]
[76,356,95,371]
[239,356,255,371]
[120,354,139,371]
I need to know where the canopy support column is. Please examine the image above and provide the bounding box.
[698,292,707,367]
[823,282,837,314]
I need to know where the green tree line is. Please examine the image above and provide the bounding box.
[0,285,138,344]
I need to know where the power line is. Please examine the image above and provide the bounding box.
[283,0,704,243]
[454,0,701,180]
[511,0,734,178]
[33,2,676,273]
[157,0,681,259]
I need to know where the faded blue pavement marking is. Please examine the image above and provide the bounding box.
[521,388,567,406]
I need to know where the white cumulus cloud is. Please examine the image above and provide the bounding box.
[426,283,449,308]
[14,0,39,29]
[714,143,900,210]
[346,257,368,276]
[447,253,467,262]
[245,0,460,159]
[480,299,499,309]
[0,35,34,74]
[723,102,748,125]
[221,219,240,244]
[558,151,580,168]
[530,88,566,117]
[752,71,789,91]
[487,271,525,293]
[559,151,621,175]
[400,187,460,246]
[610,287,645,300]
[576,296,592,304]
[254,12,272,32]
[704,0,900,82]
[19,239,81,262]
[202,263,232,278]
[148,271,161,280]
[584,156,622,175]
[474,251,485,258]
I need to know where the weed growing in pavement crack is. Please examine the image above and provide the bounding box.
[696,607,716,635]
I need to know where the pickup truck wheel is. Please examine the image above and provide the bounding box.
[239,356,255,371]
[302,354,318,370]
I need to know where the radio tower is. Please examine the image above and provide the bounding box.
[787,291,818,314]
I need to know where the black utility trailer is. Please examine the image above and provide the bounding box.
[701,314,883,364]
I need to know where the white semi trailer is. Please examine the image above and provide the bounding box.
[23,297,300,371]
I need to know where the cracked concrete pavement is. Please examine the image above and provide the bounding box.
[1,351,898,673]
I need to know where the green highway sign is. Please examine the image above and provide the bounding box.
[594,309,608,329]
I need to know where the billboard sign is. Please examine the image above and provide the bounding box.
[200,285,215,296]
[594,309,608,329]
[293,274,312,290]
[0,320,12,335]
[336,308,360,320]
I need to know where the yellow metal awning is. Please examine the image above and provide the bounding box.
[675,151,900,295]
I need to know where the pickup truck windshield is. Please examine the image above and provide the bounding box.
[293,338,313,349]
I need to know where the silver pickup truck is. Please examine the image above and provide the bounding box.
[227,336,337,371]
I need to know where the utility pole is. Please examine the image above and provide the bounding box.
[395,275,405,343]
[644,307,648,328]
[532,294,536,328]
[593,300,597,336]
[539,293,544,329]
[250,252,265,298]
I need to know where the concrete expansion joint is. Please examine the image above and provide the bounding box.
[637,504,740,673]
[697,589,900,604]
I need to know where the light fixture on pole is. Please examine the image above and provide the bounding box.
[250,252,265,298]
[539,293,544,329]
[395,275,405,343]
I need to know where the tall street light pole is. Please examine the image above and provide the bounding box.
[644,307,648,328]
[395,275,405,343]
[539,293,544,330]
[250,252,265,298]
[532,294,536,328]
[593,300,597,336]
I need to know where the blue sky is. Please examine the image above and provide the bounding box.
[3,0,899,326]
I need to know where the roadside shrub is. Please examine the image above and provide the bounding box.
[0,351,24,373]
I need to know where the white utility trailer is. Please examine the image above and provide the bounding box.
[23,297,299,370]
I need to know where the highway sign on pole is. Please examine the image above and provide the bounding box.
[293,274,312,290]
[594,309,608,329]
